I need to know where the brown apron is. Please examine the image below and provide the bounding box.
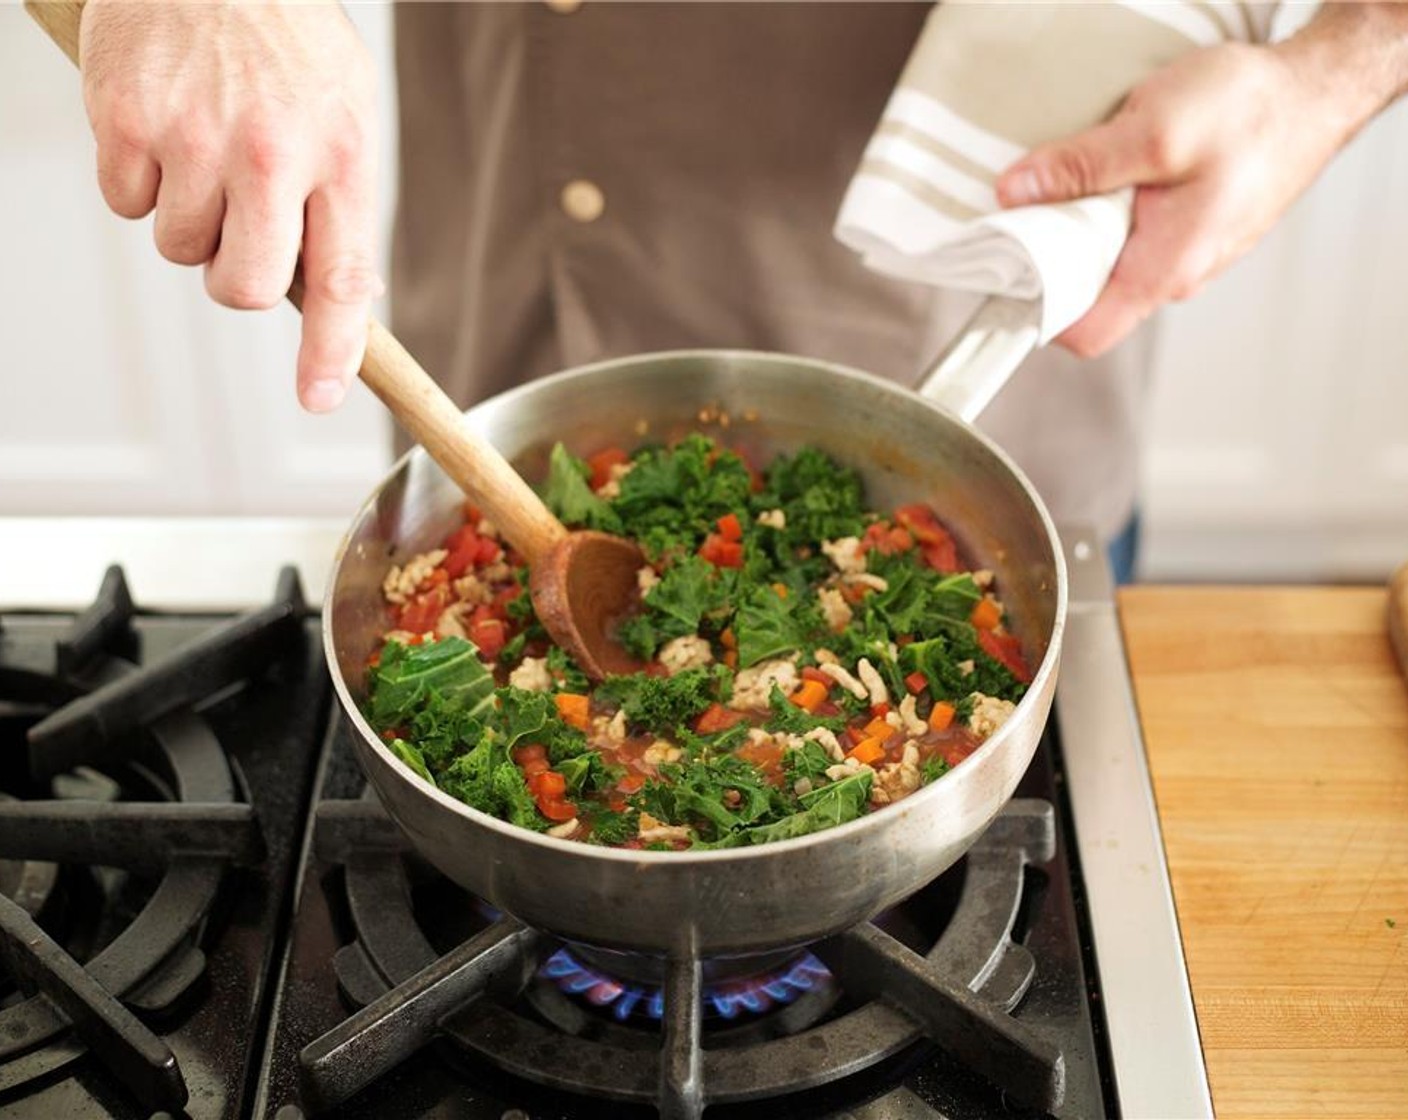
[391,1,1154,539]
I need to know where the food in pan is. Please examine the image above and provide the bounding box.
[363,435,1032,849]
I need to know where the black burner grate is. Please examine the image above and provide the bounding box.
[293,797,1067,1119]
[0,566,312,1116]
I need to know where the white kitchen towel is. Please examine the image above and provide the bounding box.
[835,1,1278,342]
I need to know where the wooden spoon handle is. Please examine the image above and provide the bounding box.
[25,0,568,567]
[25,1,82,65]
[357,317,567,565]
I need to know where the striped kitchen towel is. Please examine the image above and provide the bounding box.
[835,1,1280,342]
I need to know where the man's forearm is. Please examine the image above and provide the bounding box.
[1274,3,1408,148]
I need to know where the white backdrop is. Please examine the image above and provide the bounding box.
[1,4,1404,582]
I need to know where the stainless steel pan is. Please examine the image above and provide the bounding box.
[324,297,1063,959]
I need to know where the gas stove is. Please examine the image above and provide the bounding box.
[0,524,1211,1119]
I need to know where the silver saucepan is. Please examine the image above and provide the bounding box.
[323,297,1064,960]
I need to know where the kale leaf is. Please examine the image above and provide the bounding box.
[617,555,732,660]
[610,435,753,557]
[541,443,623,532]
[586,808,639,846]
[368,637,496,729]
[388,738,434,784]
[781,739,835,783]
[636,755,780,841]
[734,585,820,668]
[708,770,872,847]
[753,446,867,546]
[437,736,546,831]
[595,668,721,731]
[900,633,1027,706]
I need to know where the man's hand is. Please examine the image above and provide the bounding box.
[995,8,1408,358]
[81,0,379,411]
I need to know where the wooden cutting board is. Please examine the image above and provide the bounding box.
[1119,586,1408,1119]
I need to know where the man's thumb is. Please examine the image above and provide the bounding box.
[996,113,1149,208]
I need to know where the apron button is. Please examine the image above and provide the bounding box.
[543,0,582,12]
[560,179,605,223]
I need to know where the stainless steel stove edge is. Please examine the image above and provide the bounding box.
[1055,526,1213,1119]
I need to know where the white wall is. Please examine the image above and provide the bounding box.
[1,4,1404,582]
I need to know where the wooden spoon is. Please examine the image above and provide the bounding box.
[348,315,646,680]
[25,0,645,680]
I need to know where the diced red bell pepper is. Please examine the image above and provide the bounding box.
[904,670,929,695]
[800,666,833,686]
[716,512,743,542]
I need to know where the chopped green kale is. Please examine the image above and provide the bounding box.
[542,443,622,532]
[368,637,496,729]
[595,668,723,730]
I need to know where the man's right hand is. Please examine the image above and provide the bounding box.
[81,0,379,412]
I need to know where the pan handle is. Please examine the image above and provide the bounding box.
[913,294,1042,425]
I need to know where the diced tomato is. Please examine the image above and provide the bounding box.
[443,547,475,580]
[618,772,646,794]
[800,666,832,686]
[587,447,631,491]
[694,703,746,734]
[522,759,550,782]
[894,504,961,572]
[536,794,578,822]
[513,743,547,765]
[462,502,483,524]
[978,629,1033,684]
[534,771,568,798]
[442,525,481,578]
[870,702,891,719]
[398,586,448,634]
[698,534,744,569]
[470,601,508,626]
[493,583,523,611]
[920,538,960,574]
[861,522,916,556]
[716,512,743,542]
[422,567,450,589]
[904,670,929,695]
[469,617,506,659]
[475,536,502,565]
